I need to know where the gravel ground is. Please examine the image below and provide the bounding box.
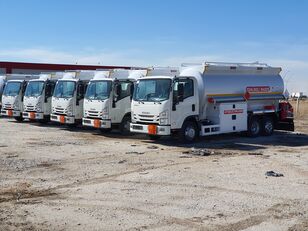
[0,116,307,231]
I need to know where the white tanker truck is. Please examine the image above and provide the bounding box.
[130,62,294,142]
[22,73,63,122]
[1,74,39,121]
[82,68,179,134]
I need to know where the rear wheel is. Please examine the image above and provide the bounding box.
[261,117,274,136]
[120,116,131,135]
[247,116,261,137]
[179,121,198,143]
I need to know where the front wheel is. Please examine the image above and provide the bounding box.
[247,116,261,137]
[261,117,274,136]
[119,116,131,135]
[179,121,198,143]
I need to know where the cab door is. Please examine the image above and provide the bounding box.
[171,78,199,129]
[111,80,133,123]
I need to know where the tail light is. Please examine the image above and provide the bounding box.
[279,102,294,120]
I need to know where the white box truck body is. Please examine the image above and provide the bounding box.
[1,74,39,121]
[22,73,63,122]
[50,71,95,125]
[130,62,294,142]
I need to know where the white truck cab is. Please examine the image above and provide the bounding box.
[130,62,294,142]
[22,73,63,122]
[1,74,39,121]
[51,71,95,125]
[82,69,146,133]
[0,75,7,109]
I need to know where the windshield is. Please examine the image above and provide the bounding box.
[3,82,22,97]
[85,80,112,100]
[53,81,76,98]
[24,81,45,97]
[133,79,171,102]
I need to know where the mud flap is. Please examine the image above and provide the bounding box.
[276,119,294,132]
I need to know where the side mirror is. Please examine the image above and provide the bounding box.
[77,84,84,97]
[130,84,134,100]
[178,83,184,102]
[116,84,121,97]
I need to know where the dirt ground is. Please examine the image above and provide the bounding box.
[0,108,308,230]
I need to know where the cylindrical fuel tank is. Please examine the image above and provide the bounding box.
[179,63,284,107]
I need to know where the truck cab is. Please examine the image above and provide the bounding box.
[1,74,39,121]
[22,73,60,122]
[50,71,93,125]
[130,75,198,139]
[82,69,145,134]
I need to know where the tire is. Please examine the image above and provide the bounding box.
[14,116,24,122]
[148,135,161,140]
[119,116,131,135]
[179,120,198,143]
[247,116,261,137]
[261,117,274,136]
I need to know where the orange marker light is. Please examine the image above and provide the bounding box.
[60,115,65,124]
[94,119,101,128]
[30,112,35,119]
[8,110,13,117]
[148,124,157,135]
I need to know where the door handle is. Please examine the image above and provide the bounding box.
[192,104,195,111]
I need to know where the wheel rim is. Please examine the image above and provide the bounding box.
[185,125,196,140]
[251,121,260,135]
[264,121,273,133]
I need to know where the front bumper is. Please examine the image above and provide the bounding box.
[50,114,75,124]
[130,123,171,135]
[23,112,44,120]
[1,109,21,117]
[82,118,111,129]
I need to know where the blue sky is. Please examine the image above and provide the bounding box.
[0,0,307,93]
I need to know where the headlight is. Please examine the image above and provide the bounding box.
[102,107,108,114]
[67,111,73,116]
[159,118,169,125]
[35,102,41,112]
[102,114,109,119]
[159,110,168,119]
[101,107,109,119]
[13,102,19,110]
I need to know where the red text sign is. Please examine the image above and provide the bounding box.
[246,86,271,93]
[224,109,244,114]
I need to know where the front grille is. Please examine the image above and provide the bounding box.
[136,114,159,123]
[54,107,66,115]
[3,104,12,109]
[88,110,100,117]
